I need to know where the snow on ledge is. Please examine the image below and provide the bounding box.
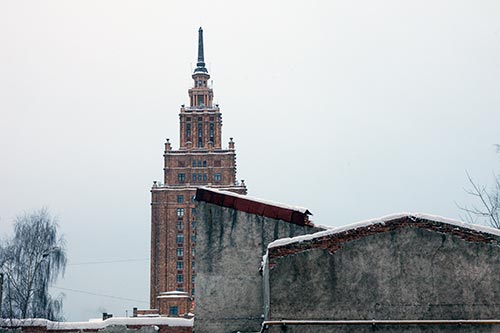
[0,317,193,329]
[157,291,190,299]
[268,212,500,249]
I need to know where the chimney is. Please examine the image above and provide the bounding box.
[102,313,113,320]
[165,138,172,152]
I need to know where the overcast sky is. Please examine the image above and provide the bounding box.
[1,0,499,322]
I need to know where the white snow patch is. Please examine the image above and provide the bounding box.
[157,291,189,299]
[268,212,500,249]
[0,317,193,329]
[261,251,269,271]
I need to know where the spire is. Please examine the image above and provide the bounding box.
[194,27,208,74]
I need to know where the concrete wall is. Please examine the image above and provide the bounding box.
[264,217,500,333]
[194,201,324,333]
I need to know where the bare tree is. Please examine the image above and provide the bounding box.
[458,145,500,228]
[0,208,67,320]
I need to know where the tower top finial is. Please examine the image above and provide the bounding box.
[194,27,208,75]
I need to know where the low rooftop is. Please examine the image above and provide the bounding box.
[0,317,193,330]
[267,212,500,255]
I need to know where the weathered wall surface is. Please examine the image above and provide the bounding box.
[265,217,500,333]
[195,201,324,333]
[264,323,500,333]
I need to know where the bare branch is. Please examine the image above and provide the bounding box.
[0,209,66,320]
[459,161,500,229]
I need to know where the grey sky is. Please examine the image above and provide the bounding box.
[1,0,499,321]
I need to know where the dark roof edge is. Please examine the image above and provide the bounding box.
[195,187,314,227]
[268,212,500,250]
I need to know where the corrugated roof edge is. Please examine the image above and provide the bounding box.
[195,187,314,227]
[268,212,500,249]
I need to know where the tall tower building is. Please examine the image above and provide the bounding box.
[149,27,247,313]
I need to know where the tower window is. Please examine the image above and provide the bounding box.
[177,221,183,230]
[214,173,221,182]
[203,160,207,167]
[192,173,197,182]
[192,208,196,215]
[192,235,196,243]
[197,160,202,167]
[176,261,184,270]
[197,140,203,148]
[203,174,207,181]
[177,208,184,217]
[198,95,204,106]
[192,160,196,167]
[178,173,185,182]
[198,174,202,181]
[186,123,191,137]
[192,221,196,229]
[176,248,184,257]
[169,306,179,317]
[176,274,184,284]
[177,195,184,203]
[177,234,184,244]
[192,248,195,257]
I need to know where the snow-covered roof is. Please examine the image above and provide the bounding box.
[268,212,500,249]
[152,185,246,191]
[166,150,235,155]
[0,317,193,329]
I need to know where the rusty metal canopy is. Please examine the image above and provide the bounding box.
[195,187,312,226]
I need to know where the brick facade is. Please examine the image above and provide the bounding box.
[149,27,246,313]
[156,292,191,318]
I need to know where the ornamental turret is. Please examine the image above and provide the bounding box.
[180,27,221,150]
